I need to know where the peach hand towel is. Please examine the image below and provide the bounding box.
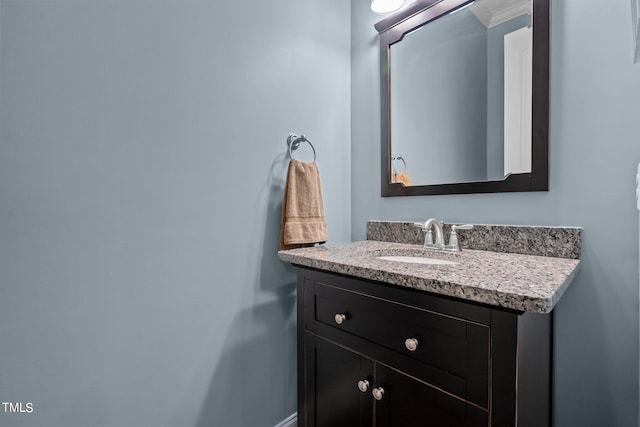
[392,172,411,186]
[279,159,328,250]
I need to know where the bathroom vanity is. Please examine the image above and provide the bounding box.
[279,221,581,427]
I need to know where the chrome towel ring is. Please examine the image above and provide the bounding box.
[392,154,407,174]
[287,133,316,162]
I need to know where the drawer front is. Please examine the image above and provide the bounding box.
[313,282,489,406]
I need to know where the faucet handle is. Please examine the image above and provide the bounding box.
[451,224,474,231]
[413,222,433,245]
[447,224,474,251]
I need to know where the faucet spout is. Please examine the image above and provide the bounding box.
[420,218,445,249]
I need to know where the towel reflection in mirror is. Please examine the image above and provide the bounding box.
[391,154,411,186]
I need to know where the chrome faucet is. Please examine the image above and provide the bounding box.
[414,219,473,252]
[415,218,446,249]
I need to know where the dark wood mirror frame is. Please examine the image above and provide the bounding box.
[377,0,549,197]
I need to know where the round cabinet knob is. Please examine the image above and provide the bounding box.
[405,338,419,352]
[372,387,385,401]
[357,380,369,393]
[334,314,347,325]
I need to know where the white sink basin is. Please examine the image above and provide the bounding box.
[377,255,458,265]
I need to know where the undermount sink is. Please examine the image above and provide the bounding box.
[376,255,458,265]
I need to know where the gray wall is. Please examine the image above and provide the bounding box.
[352,1,640,426]
[391,9,487,185]
[0,1,351,426]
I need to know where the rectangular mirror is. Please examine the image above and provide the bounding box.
[377,0,549,196]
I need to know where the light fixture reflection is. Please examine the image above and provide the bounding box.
[371,0,405,15]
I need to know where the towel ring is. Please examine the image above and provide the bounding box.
[392,154,408,174]
[287,133,316,162]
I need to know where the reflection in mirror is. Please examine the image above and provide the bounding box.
[392,1,531,185]
[377,0,548,196]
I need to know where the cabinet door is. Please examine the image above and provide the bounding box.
[374,364,488,427]
[305,334,373,427]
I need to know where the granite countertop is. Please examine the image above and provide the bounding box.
[278,240,581,313]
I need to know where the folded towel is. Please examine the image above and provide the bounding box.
[392,172,411,186]
[279,159,328,250]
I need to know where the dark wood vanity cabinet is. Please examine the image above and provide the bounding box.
[296,268,552,427]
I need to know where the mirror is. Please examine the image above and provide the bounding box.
[376,0,549,196]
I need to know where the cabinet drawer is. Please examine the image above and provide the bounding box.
[313,282,489,406]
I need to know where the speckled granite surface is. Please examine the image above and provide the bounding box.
[367,221,582,259]
[278,240,581,313]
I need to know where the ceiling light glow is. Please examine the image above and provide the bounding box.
[371,0,405,15]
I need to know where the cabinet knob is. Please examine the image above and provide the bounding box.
[405,338,419,351]
[372,387,385,401]
[334,313,347,325]
[357,379,370,393]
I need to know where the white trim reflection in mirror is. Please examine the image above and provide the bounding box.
[504,26,532,176]
[633,0,640,63]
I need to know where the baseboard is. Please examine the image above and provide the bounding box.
[274,412,297,427]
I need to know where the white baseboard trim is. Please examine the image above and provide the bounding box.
[274,412,297,427]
